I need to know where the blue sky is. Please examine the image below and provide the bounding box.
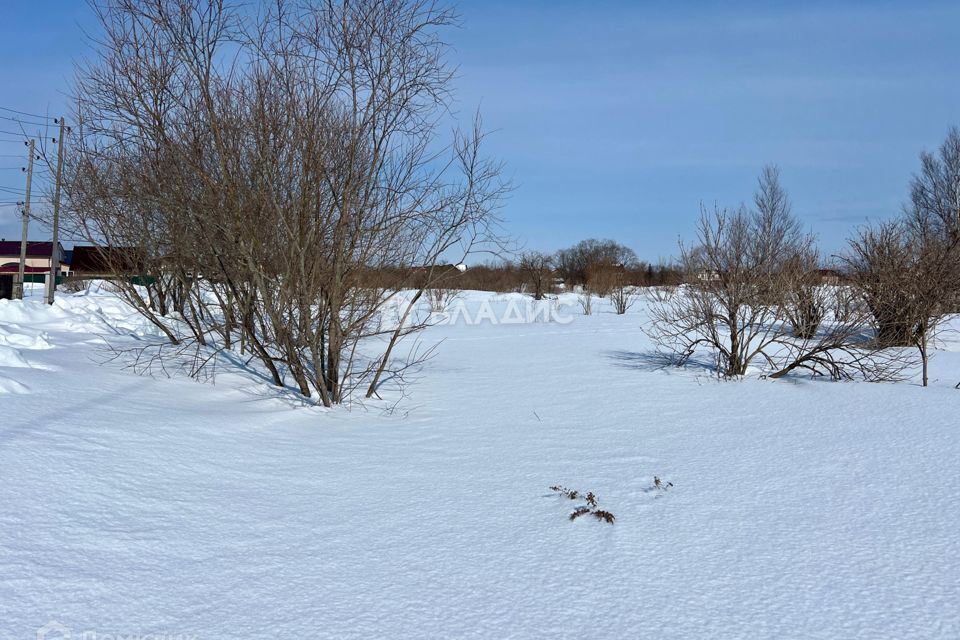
[1,1,958,261]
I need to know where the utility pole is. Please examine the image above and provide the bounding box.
[46,117,65,305]
[14,139,35,300]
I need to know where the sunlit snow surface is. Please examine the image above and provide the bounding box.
[2,284,958,638]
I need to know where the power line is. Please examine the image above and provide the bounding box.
[0,199,49,205]
[0,115,49,127]
[0,106,55,121]
[0,168,49,175]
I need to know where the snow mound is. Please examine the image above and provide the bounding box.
[0,324,53,350]
[0,344,32,369]
[0,298,68,324]
[0,373,29,394]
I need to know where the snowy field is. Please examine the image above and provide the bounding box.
[2,284,959,639]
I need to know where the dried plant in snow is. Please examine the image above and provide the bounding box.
[426,288,459,313]
[549,485,615,524]
[653,476,674,491]
[578,292,593,316]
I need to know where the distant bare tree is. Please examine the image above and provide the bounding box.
[555,238,637,287]
[426,287,459,313]
[519,251,554,300]
[584,261,619,297]
[608,272,636,315]
[578,290,593,316]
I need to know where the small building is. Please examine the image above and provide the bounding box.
[816,269,843,285]
[68,245,146,279]
[69,245,116,278]
[696,269,722,282]
[0,240,68,281]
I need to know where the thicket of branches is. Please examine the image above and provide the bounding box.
[518,251,554,300]
[844,128,960,386]
[555,238,637,286]
[61,0,507,406]
[646,166,902,380]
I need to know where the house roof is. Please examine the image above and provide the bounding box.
[70,245,142,274]
[0,262,51,273]
[0,241,64,259]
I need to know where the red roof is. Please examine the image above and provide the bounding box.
[0,241,62,258]
[0,262,50,273]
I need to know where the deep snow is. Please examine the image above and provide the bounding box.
[1,284,959,639]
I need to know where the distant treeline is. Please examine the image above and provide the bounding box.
[375,239,682,293]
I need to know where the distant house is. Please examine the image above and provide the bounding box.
[67,245,148,281]
[0,240,68,279]
[695,269,722,282]
[69,245,117,278]
[816,269,843,285]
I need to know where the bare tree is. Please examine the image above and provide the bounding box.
[844,129,960,387]
[61,0,507,407]
[906,127,960,385]
[844,223,920,349]
[608,272,636,315]
[584,261,619,297]
[518,251,554,300]
[555,238,637,287]
[844,221,956,386]
[908,126,960,243]
[647,166,891,380]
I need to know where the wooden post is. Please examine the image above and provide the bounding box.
[46,118,65,305]
[14,139,35,300]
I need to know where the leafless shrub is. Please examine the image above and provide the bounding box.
[555,238,637,288]
[608,275,636,315]
[904,127,960,385]
[450,262,522,293]
[519,251,554,300]
[61,277,92,294]
[782,253,825,339]
[646,166,895,381]
[426,288,459,313]
[60,0,507,407]
[584,261,619,297]
[831,285,862,324]
[844,223,920,349]
[578,291,593,315]
[842,129,960,386]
